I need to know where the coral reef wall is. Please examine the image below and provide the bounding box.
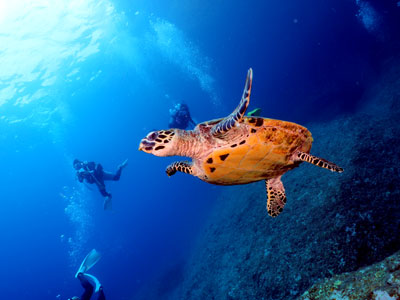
[299,250,400,300]
[172,58,400,300]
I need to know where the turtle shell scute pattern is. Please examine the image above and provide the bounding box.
[199,117,313,185]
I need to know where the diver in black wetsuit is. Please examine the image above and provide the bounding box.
[68,273,106,300]
[168,103,196,129]
[73,159,128,210]
[68,249,105,300]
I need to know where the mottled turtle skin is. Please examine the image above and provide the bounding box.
[139,68,343,217]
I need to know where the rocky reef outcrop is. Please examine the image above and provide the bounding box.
[299,250,400,300]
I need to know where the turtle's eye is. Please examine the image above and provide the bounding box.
[148,132,158,141]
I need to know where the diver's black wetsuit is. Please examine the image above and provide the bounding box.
[76,162,123,198]
[77,273,106,300]
[168,103,195,129]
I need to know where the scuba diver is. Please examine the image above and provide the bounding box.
[73,159,128,210]
[168,103,196,129]
[68,249,105,300]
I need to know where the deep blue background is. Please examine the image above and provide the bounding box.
[0,0,398,299]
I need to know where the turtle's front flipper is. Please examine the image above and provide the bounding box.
[266,177,287,218]
[166,161,194,176]
[295,151,344,173]
[211,68,253,137]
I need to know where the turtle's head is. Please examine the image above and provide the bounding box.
[139,129,177,156]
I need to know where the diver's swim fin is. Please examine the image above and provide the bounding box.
[119,159,128,169]
[103,196,112,211]
[82,273,102,293]
[75,249,101,278]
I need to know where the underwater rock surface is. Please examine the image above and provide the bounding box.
[299,250,400,300]
[171,58,400,300]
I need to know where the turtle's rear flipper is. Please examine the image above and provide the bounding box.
[295,151,343,173]
[266,177,287,218]
[211,68,253,137]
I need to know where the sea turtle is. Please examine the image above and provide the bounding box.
[139,68,343,217]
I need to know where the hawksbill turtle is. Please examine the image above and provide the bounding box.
[139,68,343,217]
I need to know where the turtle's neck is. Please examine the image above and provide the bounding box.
[172,129,204,158]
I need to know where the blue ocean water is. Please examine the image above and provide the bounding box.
[0,1,399,299]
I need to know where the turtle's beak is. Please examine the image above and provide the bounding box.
[139,131,160,153]
[139,130,176,156]
[138,138,156,153]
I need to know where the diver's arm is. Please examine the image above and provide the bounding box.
[77,168,95,183]
[77,171,84,182]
